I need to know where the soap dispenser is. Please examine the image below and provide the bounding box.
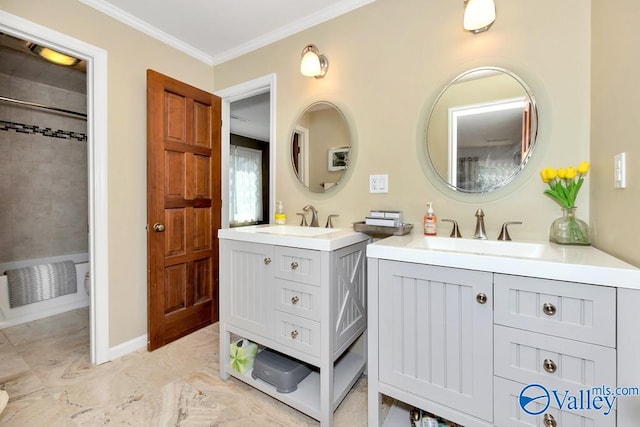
[423,202,437,236]
[275,201,287,225]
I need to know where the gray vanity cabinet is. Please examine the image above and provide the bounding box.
[219,237,369,427]
[374,260,494,424]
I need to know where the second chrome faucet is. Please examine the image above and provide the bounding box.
[443,209,522,241]
[474,209,487,240]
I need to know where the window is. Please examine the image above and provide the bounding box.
[229,145,263,226]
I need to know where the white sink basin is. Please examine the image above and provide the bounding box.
[408,236,555,259]
[254,225,339,237]
[219,225,370,251]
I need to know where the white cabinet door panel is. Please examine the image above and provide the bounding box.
[378,260,494,423]
[226,240,273,338]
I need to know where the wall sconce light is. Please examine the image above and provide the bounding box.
[463,0,496,34]
[29,43,80,66]
[300,44,329,79]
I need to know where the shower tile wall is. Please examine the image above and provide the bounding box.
[0,72,87,263]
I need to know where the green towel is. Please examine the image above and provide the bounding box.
[230,339,258,373]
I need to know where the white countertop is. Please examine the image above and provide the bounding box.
[218,225,370,251]
[367,234,640,289]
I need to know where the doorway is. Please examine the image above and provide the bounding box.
[0,10,109,364]
[216,74,276,229]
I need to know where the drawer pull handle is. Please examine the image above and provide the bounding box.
[290,330,299,339]
[291,296,300,305]
[543,359,557,373]
[291,261,299,270]
[543,413,557,427]
[543,302,557,316]
[476,293,488,304]
[264,257,271,265]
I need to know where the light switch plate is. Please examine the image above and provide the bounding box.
[369,174,388,193]
[614,152,626,189]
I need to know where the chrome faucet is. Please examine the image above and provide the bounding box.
[302,205,319,227]
[473,209,487,240]
[325,214,339,228]
[442,219,462,238]
[497,221,523,241]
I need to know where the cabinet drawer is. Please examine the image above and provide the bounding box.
[274,246,321,286]
[494,377,615,427]
[274,310,320,356]
[494,274,616,347]
[494,325,616,392]
[274,278,321,321]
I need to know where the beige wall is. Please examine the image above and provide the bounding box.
[0,0,214,346]
[591,0,640,266]
[215,0,591,243]
[3,0,635,352]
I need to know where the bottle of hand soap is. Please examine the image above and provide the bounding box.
[423,202,437,236]
[275,201,287,225]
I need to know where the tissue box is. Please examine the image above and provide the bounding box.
[230,339,258,373]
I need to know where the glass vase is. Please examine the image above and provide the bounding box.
[549,207,591,246]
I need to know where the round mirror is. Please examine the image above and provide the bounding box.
[426,67,538,193]
[291,102,351,193]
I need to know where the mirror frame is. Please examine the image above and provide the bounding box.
[425,66,539,194]
[290,101,353,193]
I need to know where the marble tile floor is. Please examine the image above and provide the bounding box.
[0,307,389,426]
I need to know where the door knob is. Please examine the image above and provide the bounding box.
[476,293,488,304]
[543,302,557,316]
[153,223,165,232]
[543,358,558,373]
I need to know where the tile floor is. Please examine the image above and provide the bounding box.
[0,308,389,426]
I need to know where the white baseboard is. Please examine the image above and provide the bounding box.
[109,334,147,361]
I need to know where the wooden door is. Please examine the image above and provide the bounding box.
[147,70,221,351]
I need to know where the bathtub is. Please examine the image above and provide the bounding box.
[0,253,90,328]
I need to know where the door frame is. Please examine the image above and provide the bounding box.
[0,11,110,364]
[216,74,277,228]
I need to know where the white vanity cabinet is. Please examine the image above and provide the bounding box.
[367,235,640,427]
[218,227,370,427]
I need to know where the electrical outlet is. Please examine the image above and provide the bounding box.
[369,174,388,193]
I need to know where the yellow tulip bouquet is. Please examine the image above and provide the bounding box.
[540,161,591,245]
[540,161,590,209]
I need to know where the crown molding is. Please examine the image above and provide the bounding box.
[80,0,374,66]
[79,0,214,65]
[210,0,376,65]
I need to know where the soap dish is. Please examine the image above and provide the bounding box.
[353,221,413,238]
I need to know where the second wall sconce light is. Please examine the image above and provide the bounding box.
[300,44,329,79]
[463,0,496,34]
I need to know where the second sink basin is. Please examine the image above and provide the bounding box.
[255,225,338,237]
[408,236,556,259]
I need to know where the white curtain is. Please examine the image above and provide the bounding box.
[229,145,263,225]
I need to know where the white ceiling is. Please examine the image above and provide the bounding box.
[80,0,375,65]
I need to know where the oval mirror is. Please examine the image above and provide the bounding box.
[291,102,351,193]
[426,67,538,193]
